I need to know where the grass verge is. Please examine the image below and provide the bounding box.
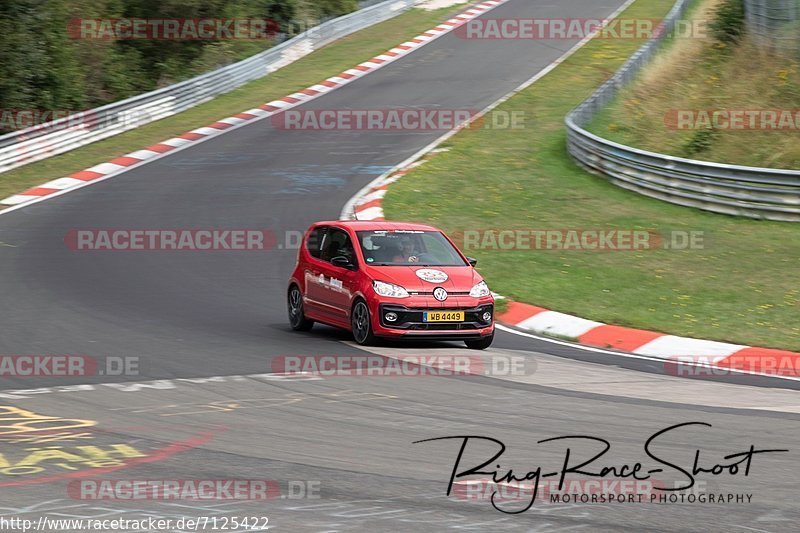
[0,6,457,201]
[587,0,800,169]
[383,0,800,350]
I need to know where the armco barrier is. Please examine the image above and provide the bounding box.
[0,0,414,174]
[565,0,800,222]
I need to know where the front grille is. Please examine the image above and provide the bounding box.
[407,323,481,331]
[408,291,471,296]
[379,304,493,330]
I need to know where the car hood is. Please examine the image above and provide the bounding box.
[364,265,483,292]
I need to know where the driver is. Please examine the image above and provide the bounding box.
[393,237,419,263]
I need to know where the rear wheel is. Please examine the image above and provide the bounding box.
[465,333,494,350]
[288,286,314,331]
[351,300,376,346]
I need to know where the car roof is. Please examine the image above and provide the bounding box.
[312,220,441,232]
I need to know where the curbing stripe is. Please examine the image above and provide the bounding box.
[159,137,193,147]
[125,149,160,160]
[85,162,126,175]
[70,170,104,180]
[516,310,603,339]
[39,177,86,190]
[1,195,40,205]
[718,347,800,377]
[19,187,59,197]
[633,335,746,359]
[578,324,663,352]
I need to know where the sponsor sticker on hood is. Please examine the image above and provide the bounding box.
[415,269,448,283]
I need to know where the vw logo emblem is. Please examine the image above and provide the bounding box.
[433,287,448,301]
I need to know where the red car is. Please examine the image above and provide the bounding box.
[287,221,495,349]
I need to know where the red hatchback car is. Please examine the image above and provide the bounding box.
[287,221,495,349]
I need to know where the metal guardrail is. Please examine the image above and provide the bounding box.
[0,0,414,174]
[565,0,800,222]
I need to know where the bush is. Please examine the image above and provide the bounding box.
[710,0,745,44]
[0,0,302,130]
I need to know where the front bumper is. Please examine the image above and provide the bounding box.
[373,302,494,340]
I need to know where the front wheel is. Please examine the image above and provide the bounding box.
[288,286,314,331]
[351,300,376,346]
[465,333,494,350]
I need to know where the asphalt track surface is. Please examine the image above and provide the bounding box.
[0,0,798,531]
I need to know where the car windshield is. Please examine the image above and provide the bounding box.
[357,230,468,266]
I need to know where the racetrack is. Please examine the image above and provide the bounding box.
[1,0,798,531]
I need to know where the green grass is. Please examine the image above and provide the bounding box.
[587,0,800,169]
[383,0,800,350]
[0,7,457,201]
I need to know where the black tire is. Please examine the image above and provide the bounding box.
[351,299,376,346]
[465,333,494,350]
[288,285,314,331]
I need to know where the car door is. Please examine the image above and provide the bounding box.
[302,226,329,317]
[315,227,359,324]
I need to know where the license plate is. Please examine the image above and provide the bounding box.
[423,311,465,322]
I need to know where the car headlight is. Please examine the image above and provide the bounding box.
[469,280,490,298]
[373,280,409,298]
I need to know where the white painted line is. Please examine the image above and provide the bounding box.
[0,371,324,400]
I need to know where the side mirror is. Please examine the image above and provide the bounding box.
[467,257,478,267]
[331,256,356,269]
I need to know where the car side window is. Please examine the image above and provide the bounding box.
[321,228,355,265]
[307,227,327,259]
